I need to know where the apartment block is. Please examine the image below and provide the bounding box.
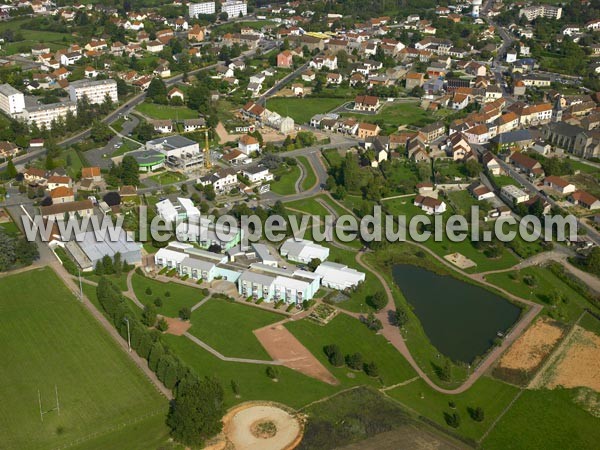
[68,79,118,105]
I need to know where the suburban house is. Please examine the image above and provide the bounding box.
[242,165,273,184]
[47,175,72,190]
[482,152,503,175]
[81,166,102,182]
[40,199,95,221]
[49,186,75,203]
[543,176,576,195]
[418,122,446,144]
[414,195,447,214]
[468,182,495,201]
[276,50,293,68]
[353,95,381,112]
[509,152,544,177]
[238,134,260,155]
[357,122,381,139]
[568,191,600,210]
[199,168,239,193]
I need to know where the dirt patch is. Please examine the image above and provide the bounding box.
[216,403,302,450]
[542,326,600,392]
[254,324,339,385]
[444,253,476,269]
[161,316,191,336]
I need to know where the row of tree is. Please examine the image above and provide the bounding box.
[0,230,39,272]
[96,277,224,447]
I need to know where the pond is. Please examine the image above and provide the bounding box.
[392,264,522,363]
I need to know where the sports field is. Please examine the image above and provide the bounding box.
[0,268,168,450]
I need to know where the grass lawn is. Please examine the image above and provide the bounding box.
[386,376,519,442]
[341,101,433,130]
[568,159,600,176]
[266,97,346,124]
[491,174,518,188]
[162,334,340,409]
[148,170,188,185]
[485,266,596,323]
[483,388,600,449]
[62,149,84,178]
[381,197,520,273]
[285,196,330,216]
[270,164,301,195]
[322,148,343,168]
[189,298,283,360]
[82,271,130,292]
[0,220,20,236]
[579,311,600,335]
[111,139,142,157]
[296,155,318,191]
[135,102,199,120]
[0,268,167,450]
[131,274,205,317]
[286,314,416,387]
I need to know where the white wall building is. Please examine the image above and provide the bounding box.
[280,238,329,264]
[241,165,273,183]
[69,79,118,105]
[146,135,203,169]
[189,1,215,18]
[23,102,77,129]
[0,84,25,116]
[315,261,365,290]
[221,0,247,18]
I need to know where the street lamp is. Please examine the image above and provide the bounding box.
[123,317,131,352]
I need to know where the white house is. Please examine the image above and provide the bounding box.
[414,195,447,214]
[238,134,260,155]
[543,176,576,195]
[242,165,273,184]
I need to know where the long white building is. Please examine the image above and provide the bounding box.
[221,0,247,18]
[23,101,77,130]
[189,1,215,17]
[0,83,25,116]
[69,79,118,105]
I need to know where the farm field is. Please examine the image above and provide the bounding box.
[483,388,600,449]
[0,268,168,450]
[386,376,519,442]
[285,314,416,387]
[131,274,205,317]
[135,102,199,120]
[266,97,346,124]
[189,298,284,360]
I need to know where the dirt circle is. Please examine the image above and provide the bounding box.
[221,403,303,450]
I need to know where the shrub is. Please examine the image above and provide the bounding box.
[156,318,169,332]
[179,307,191,321]
[145,287,152,296]
[154,297,163,307]
[444,412,461,428]
[363,361,379,377]
[367,291,387,311]
[469,406,484,422]
[165,291,171,298]
[266,366,279,380]
[345,352,363,371]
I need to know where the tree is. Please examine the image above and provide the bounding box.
[464,160,482,178]
[142,304,157,327]
[307,258,321,272]
[439,359,452,382]
[5,159,17,179]
[147,78,167,103]
[395,307,408,327]
[95,260,105,276]
[469,406,485,422]
[445,412,461,428]
[167,375,224,447]
[231,379,240,396]
[16,239,39,266]
[90,120,112,143]
[324,344,344,367]
[365,312,382,332]
[156,317,169,332]
[363,361,379,377]
[266,366,279,380]
[0,231,17,271]
[179,307,191,321]
[134,121,155,142]
[121,156,140,186]
[345,352,363,370]
[367,291,387,311]
[148,342,165,371]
